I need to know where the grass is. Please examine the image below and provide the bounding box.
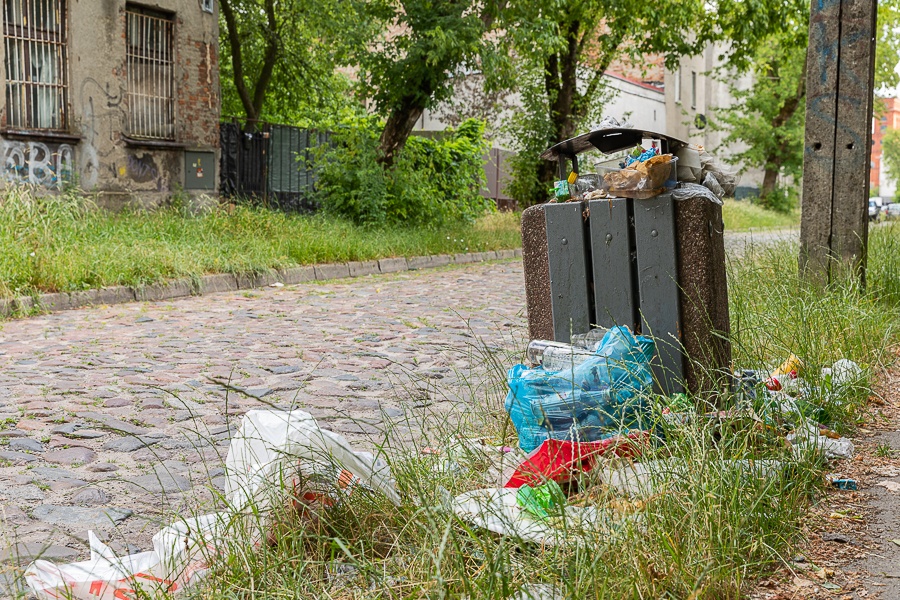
[0,187,522,299]
[722,199,800,231]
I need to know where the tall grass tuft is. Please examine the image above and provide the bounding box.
[0,186,522,300]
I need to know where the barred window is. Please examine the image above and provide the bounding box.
[126,5,175,140]
[3,0,68,131]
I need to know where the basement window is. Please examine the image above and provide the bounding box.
[126,5,175,140]
[3,0,69,131]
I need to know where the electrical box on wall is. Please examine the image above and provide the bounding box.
[200,0,214,13]
[184,151,216,190]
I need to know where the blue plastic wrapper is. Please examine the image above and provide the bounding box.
[504,327,656,452]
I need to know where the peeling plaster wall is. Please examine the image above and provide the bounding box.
[0,0,220,207]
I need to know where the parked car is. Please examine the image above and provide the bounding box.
[869,199,881,222]
[885,204,900,220]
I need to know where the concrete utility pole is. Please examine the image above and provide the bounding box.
[799,0,878,285]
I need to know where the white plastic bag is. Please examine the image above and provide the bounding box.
[787,421,855,460]
[25,513,223,600]
[25,411,401,599]
[224,409,400,512]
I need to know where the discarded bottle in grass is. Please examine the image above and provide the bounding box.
[570,328,609,350]
[526,340,595,371]
[516,479,566,519]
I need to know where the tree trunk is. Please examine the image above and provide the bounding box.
[220,0,280,123]
[377,97,426,168]
[761,165,779,199]
[526,20,624,206]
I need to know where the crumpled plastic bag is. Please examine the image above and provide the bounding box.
[25,410,401,599]
[671,182,724,205]
[597,115,633,129]
[25,514,223,600]
[505,327,655,453]
[224,409,400,513]
[451,488,629,546]
[787,421,854,460]
[698,150,739,198]
[502,434,647,489]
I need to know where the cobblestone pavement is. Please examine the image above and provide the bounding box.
[0,260,527,577]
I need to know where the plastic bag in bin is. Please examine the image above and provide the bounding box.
[504,327,655,453]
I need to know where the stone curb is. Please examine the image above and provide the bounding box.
[0,248,522,318]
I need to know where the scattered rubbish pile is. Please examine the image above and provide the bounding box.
[453,327,864,543]
[505,326,655,453]
[23,337,866,596]
[25,410,400,600]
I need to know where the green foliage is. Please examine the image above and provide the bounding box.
[714,0,900,212]
[315,118,494,226]
[757,186,800,213]
[218,0,371,125]
[716,34,806,211]
[502,0,709,206]
[882,128,900,197]
[877,1,900,91]
[353,1,498,119]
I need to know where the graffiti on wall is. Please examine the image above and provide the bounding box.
[126,153,160,183]
[1,141,75,188]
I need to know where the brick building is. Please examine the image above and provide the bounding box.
[1,0,220,206]
[871,97,900,200]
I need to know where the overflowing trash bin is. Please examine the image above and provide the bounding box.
[521,126,733,397]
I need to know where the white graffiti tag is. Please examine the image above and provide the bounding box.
[2,140,75,188]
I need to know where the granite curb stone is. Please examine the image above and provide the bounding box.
[315,263,352,281]
[406,256,433,270]
[279,266,316,285]
[135,279,194,302]
[199,273,238,294]
[236,271,278,289]
[348,260,380,277]
[378,257,408,273]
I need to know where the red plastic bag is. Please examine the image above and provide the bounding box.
[502,432,648,489]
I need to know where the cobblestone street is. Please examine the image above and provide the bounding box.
[0,260,526,571]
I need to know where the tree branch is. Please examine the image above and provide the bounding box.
[220,0,257,120]
[251,0,282,119]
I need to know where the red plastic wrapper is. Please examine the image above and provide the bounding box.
[502,431,648,489]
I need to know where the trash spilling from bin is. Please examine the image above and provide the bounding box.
[544,122,738,204]
[22,336,867,597]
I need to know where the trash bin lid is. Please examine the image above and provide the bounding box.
[540,127,688,161]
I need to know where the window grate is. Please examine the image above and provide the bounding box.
[126,6,175,140]
[3,0,69,131]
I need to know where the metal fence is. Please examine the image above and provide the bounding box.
[219,119,328,213]
[484,147,517,211]
[220,119,517,213]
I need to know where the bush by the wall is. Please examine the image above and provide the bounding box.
[315,117,493,226]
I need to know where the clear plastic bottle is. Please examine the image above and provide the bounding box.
[526,340,595,371]
[570,328,608,350]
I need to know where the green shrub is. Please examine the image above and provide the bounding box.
[754,185,798,213]
[315,117,493,226]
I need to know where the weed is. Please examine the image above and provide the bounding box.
[875,443,894,458]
